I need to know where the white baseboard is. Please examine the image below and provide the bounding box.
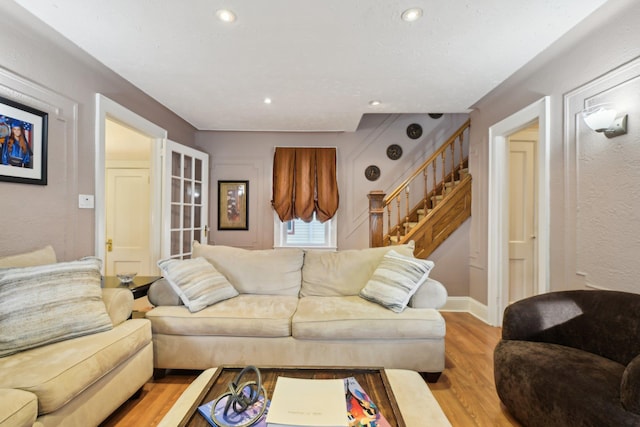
[440,297,490,325]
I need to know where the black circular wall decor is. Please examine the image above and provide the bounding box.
[406,123,423,139]
[386,144,403,160]
[364,165,381,181]
[428,113,444,119]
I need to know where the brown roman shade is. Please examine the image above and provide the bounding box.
[272,147,339,223]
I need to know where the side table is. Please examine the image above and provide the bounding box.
[102,275,162,299]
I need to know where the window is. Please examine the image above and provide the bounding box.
[274,212,337,249]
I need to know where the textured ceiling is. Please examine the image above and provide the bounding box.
[13,0,608,132]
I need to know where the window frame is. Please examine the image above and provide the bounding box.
[273,212,337,250]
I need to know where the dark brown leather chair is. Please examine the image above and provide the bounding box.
[494,290,640,426]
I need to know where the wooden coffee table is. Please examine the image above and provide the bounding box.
[176,366,404,427]
[160,366,451,427]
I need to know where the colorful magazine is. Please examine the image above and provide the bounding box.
[344,377,391,427]
[198,377,389,427]
[198,389,269,427]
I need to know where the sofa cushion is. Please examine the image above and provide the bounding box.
[192,242,303,296]
[0,388,37,427]
[0,245,56,268]
[0,318,151,414]
[158,257,238,312]
[300,242,416,297]
[292,296,445,340]
[146,294,299,338]
[0,257,113,357]
[359,250,434,312]
[0,245,58,268]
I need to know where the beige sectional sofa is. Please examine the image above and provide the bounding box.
[147,241,447,378]
[0,246,153,427]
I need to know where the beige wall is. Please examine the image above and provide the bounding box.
[195,113,471,295]
[468,0,640,304]
[0,3,196,261]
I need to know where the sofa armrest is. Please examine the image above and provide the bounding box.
[147,278,181,306]
[622,354,640,414]
[101,288,133,326]
[409,278,447,309]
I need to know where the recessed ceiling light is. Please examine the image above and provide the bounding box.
[369,100,381,106]
[216,9,236,23]
[264,97,272,104]
[401,8,423,22]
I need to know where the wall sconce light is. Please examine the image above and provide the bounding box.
[581,104,628,138]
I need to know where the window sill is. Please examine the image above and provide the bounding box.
[273,245,337,251]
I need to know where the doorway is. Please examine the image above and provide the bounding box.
[507,123,538,304]
[487,97,550,326]
[95,94,167,275]
[104,119,153,275]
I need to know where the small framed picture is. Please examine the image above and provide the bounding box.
[218,180,249,230]
[0,95,48,185]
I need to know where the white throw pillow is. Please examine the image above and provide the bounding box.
[359,250,434,313]
[158,257,238,312]
[0,257,112,357]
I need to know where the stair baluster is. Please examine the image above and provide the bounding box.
[367,119,471,256]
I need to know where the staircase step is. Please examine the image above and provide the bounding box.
[404,222,418,232]
[389,235,400,244]
[431,195,443,207]
[443,181,460,194]
[459,168,469,179]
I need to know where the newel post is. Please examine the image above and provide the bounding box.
[368,191,386,248]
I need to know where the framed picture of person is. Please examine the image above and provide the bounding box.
[218,180,249,230]
[0,96,48,185]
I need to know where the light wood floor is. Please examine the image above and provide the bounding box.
[101,311,520,426]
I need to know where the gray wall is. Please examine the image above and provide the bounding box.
[468,0,640,304]
[195,113,471,295]
[0,3,196,261]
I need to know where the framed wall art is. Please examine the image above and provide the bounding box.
[218,180,249,230]
[0,95,48,185]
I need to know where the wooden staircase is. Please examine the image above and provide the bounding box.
[368,119,471,259]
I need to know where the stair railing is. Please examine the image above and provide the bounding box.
[368,119,470,247]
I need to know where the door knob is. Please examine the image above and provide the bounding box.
[106,239,113,252]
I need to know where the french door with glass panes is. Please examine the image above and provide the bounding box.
[162,140,209,259]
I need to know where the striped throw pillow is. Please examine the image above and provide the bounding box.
[0,257,113,357]
[158,257,238,312]
[359,250,434,313]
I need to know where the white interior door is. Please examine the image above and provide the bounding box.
[162,140,209,259]
[105,168,151,275]
[508,128,538,304]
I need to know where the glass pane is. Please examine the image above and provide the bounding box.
[183,180,192,204]
[172,178,181,203]
[172,152,181,176]
[194,182,202,203]
[171,231,181,256]
[183,230,191,253]
[183,206,192,228]
[171,204,181,228]
[194,206,201,227]
[184,156,193,179]
[195,159,202,181]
